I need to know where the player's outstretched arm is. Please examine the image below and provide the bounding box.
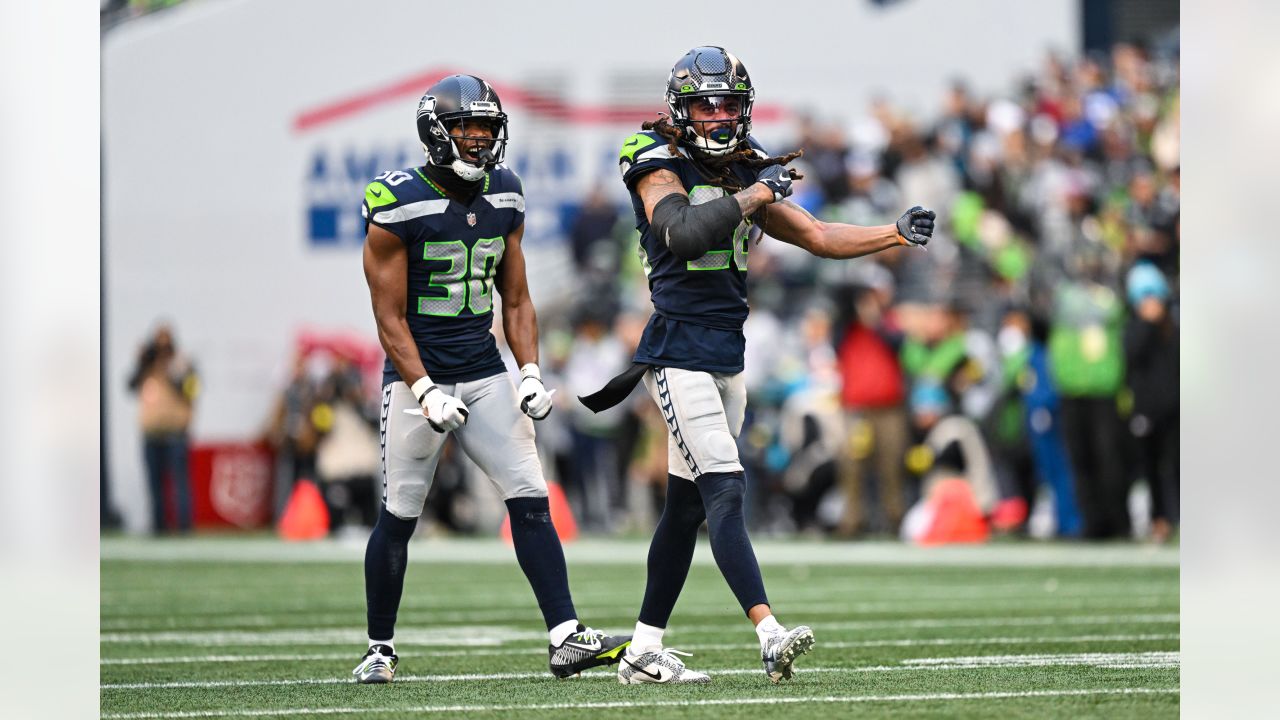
[756,200,935,259]
[495,222,553,420]
[364,223,468,430]
[636,168,773,261]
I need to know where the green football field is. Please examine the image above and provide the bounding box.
[101,536,1179,718]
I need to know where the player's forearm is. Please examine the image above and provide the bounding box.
[376,316,428,384]
[734,183,774,219]
[502,300,539,368]
[816,223,904,259]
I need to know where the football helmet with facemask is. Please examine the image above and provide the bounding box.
[416,74,509,182]
[665,46,755,157]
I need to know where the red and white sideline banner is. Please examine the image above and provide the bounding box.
[189,443,275,529]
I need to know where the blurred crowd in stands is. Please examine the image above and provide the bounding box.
[266,42,1179,544]
[101,0,187,25]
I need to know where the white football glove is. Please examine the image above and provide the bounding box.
[411,377,469,432]
[517,363,553,420]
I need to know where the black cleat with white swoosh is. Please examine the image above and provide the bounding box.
[549,624,631,678]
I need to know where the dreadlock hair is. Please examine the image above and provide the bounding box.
[641,115,804,194]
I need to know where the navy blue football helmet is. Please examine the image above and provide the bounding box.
[665,46,755,156]
[416,74,509,181]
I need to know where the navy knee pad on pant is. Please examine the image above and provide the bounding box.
[638,475,706,628]
[365,505,419,641]
[505,496,577,630]
[697,471,769,614]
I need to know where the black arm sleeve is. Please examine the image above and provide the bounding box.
[649,192,743,261]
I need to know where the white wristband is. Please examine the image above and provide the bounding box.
[410,376,436,403]
[519,363,541,381]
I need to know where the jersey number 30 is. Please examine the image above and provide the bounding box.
[417,238,505,317]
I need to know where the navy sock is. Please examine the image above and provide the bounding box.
[505,496,577,630]
[365,505,419,641]
[638,475,706,628]
[697,471,769,614]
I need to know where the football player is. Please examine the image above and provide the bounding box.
[354,74,629,684]
[583,47,935,684]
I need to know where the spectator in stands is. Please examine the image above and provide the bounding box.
[990,306,1082,536]
[570,187,615,269]
[568,186,625,305]
[833,266,909,537]
[1123,262,1178,542]
[266,354,321,516]
[775,302,843,534]
[127,323,198,534]
[905,381,1000,519]
[1049,243,1130,539]
[313,355,381,533]
[562,306,629,531]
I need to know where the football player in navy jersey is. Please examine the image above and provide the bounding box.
[354,74,629,684]
[586,47,936,685]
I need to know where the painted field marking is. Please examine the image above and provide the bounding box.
[101,651,1179,690]
[680,613,1179,634]
[100,626,541,646]
[101,633,1179,665]
[100,687,1180,718]
[101,610,1180,633]
[100,629,1178,648]
[99,535,1181,568]
[102,584,1178,609]
[100,596,1180,635]
[102,580,1178,605]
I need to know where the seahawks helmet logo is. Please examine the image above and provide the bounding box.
[417,95,437,118]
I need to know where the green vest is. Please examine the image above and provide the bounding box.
[1048,284,1124,397]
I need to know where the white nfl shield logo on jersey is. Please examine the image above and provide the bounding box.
[467,212,477,227]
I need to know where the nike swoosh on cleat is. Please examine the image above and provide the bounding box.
[625,658,664,681]
[563,640,603,652]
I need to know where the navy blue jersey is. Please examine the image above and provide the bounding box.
[362,166,525,386]
[619,131,765,373]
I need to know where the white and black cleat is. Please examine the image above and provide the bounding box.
[618,648,711,685]
[760,625,815,683]
[353,644,398,684]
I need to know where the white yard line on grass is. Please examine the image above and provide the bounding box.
[100,598,1179,639]
[101,627,543,646]
[101,536,1180,568]
[101,580,1179,608]
[101,632,1178,665]
[680,613,1180,634]
[102,580,1179,603]
[99,687,1180,718]
[100,651,1180,690]
[102,611,1179,634]
[101,629,1178,648]
[901,651,1180,668]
